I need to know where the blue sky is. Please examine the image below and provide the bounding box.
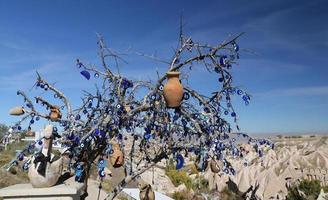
[0,0,327,134]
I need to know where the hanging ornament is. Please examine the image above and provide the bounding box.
[80,70,91,80]
[175,154,184,170]
[9,106,25,116]
[163,71,184,108]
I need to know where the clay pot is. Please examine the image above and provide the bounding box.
[110,143,124,168]
[210,159,221,173]
[9,106,25,116]
[49,105,61,121]
[163,71,183,108]
[139,183,155,200]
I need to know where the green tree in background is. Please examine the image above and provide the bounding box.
[0,124,9,139]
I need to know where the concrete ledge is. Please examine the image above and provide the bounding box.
[0,181,85,200]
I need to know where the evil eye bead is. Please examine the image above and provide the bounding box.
[214,66,220,73]
[183,92,190,100]
[116,104,121,109]
[38,140,43,145]
[224,110,229,115]
[176,154,184,170]
[18,153,24,161]
[30,119,35,124]
[159,85,164,91]
[43,84,49,90]
[218,77,224,82]
[231,112,236,117]
[94,73,99,78]
[98,170,106,178]
[23,163,29,171]
[237,89,243,95]
[75,114,81,120]
[233,43,239,52]
[219,56,227,66]
[80,70,91,80]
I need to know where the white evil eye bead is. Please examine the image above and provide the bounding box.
[116,104,121,109]
[159,85,164,91]
[94,73,99,78]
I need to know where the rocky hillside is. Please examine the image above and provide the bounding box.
[141,135,328,199]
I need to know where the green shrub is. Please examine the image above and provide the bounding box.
[286,179,321,200]
[172,190,191,200]
[192,175,209,193]
[166,169,193,189]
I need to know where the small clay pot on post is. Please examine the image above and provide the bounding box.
[163,71,184,108]
[49,105,62,122]
[210,159,221,173]
[9,106,25,116]
[110,143,124,168]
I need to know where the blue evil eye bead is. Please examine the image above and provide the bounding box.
[95,128,100,135]
[158,85,164,91]
[231,112,236,117]
[242,95,250,102]
[183,92,190,100]
[53,127,58,132]
[98,159,107,169]
[151,95,156,100]
[22,162,29,171]
[18,153,24,161]
[30,119,35,124]
[224,110,229,115]
[94,73,99,78]
[54,94,58,98]
[214,66,220,73]
[68,133,75,140]
[176,154,184,170]
[233,43,239,52]
[219,56,227,66]
[144,133,151,140]
[75,114,81,120]
[230,168,236,175]
[43,84,49,90]
[17,126,22,130]
[218,77,224,82]
[11,160,18,166]
[80,70,91,80]
[98,170,106,178]
[38,140,43,145]
[237,89,243,95]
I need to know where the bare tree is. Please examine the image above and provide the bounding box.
[5,25,272,200]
